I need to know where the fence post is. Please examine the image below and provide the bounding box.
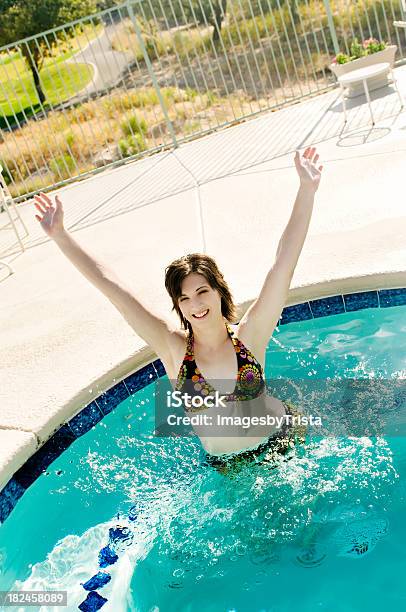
[126,0,178,148]
[323,0,340,56]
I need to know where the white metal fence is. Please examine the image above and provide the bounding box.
[0,0,405,201]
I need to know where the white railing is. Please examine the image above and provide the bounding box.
[0,0,405,201]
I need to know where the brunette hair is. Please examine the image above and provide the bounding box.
[165,253,238,332]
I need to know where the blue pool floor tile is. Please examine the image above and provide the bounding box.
[78,591,108,611]
[82,572,111,591]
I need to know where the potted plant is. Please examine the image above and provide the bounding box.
[330,38,397,98]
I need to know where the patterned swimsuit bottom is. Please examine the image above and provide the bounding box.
[202,401,307,476]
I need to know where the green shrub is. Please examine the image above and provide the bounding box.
[118,133,147,157]
[206,91,218,106]
[184,120,200,135]
[334,52,351,65]
[49,154,76,179]
[120,114,148,137]
[120,89,159,109]
[138,17,165,61]
[0,160,14,185]
[64,131,76,150]
[184,87,199,101]
[349,39,365,60]
[172,31,203,59]
[132,88,159,107]
[161,87,187,104]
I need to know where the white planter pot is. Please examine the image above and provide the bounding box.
[329,45,397,98]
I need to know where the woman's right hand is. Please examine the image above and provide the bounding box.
[34,192,65,238]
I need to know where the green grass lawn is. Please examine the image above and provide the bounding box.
[0,58,93,119]
[0,24,102,124]
[0,51,21,66]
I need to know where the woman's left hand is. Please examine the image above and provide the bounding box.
[294,146,323,192]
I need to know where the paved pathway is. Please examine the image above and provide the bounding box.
[67,25,133,99]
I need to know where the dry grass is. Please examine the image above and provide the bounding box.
[0,85,225,197]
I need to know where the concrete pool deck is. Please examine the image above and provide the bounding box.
[1,69,406,490]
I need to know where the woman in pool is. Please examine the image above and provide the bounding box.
[34,146,323,472]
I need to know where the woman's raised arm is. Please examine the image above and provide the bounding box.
[239,147,324,348]
[34,192,175,363]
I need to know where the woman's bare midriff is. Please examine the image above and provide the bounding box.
[191,394,287,456]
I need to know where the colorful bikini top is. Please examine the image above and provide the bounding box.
[175,322,265,409]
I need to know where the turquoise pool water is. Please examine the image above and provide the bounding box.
[0,305,405,611]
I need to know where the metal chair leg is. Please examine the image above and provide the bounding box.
[390,68,405,109]
[1,198,27,252]
[362,78,374,125]
[340,82,348,126]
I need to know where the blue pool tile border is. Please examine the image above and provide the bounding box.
[13,424,76,490]
[378,288,406,308]
[343,290,379,311]
[125,362,157,394]
[97,381,129,416]
[309,294,345,318]
[279,301,312,324]
[1,287,405,524]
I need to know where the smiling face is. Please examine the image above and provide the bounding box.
[178,273,222,329]
[164,253,238,332]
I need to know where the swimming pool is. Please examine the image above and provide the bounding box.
[0,296,405,611]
